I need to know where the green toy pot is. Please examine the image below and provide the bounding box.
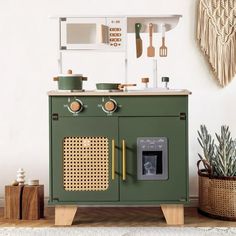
[53,70,87,91]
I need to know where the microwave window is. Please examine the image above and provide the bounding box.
[66,23,96,44]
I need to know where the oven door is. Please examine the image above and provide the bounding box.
[119,117,187,203]
[50,116,119,203]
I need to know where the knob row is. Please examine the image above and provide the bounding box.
[69,99,117,114]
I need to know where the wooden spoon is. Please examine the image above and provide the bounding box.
[147,23,155,57]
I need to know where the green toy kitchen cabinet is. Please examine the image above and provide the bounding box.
[48,91,190,226]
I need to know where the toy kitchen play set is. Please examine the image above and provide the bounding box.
[48,15,191,226]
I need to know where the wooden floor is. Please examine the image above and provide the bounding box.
[0,207,236,227]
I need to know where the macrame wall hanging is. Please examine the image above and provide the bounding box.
[197,0,236,87]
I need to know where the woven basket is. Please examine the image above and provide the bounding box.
[197,160,236,221]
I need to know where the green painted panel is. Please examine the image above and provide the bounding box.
[51,116,119,203]
[119,117,188,202]
[51,96,187,117]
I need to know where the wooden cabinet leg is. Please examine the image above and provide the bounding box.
[55,205,77,226]
[160,204,184,225]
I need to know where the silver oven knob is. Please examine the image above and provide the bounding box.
[102,99,117,113]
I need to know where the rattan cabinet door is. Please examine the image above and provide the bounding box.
[50,117,119,203]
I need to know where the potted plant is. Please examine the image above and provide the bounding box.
[197,125,236,221]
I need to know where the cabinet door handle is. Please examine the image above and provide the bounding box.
[122,139,126,181]
[112,139,115,180]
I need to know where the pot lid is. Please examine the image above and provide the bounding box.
[57,69,83,77]
[57,73,83,77]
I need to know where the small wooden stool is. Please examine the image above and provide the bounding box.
[22,185,44,220]
[4,185,44,220]
[4,185,23,219]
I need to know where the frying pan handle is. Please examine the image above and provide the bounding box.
[118,84,136,89]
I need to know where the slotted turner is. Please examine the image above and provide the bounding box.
[147,23,155,57]
[159,24,168,57]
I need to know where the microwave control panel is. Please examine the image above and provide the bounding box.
[106,17,126,50]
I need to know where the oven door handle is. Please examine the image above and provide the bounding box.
[122,139,126,181]
[112,139,116,180]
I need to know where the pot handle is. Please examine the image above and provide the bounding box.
[53,77,59,81]
[197,159,213,175]
[82,77,88,81]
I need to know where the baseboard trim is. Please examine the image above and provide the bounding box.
[0,196,198,208]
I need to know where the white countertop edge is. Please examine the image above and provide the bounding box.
[47,90,192,96]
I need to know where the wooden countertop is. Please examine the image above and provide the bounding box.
[47,89,191,96]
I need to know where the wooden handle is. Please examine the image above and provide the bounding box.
[53,77,59,81]
[149,23,153,45]
[119,84,137,89]
[162,37,165,46]
[67,69,73,74]
[122,139,126,181]
[112,139,115,180]
[100,24,109,44]
[82,77,88,81]
[162,24,166,38]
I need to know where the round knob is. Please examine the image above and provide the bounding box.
[162,77,169,82]
[67,69,73,74]
[70,101,81,112]
[141,77,149,89]
[141,77,149,83]
[104,100,117,112]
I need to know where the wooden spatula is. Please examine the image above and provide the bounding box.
[147,23,155,57]
[159,24,167,57]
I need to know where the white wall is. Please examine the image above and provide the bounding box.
[0,0,235,200]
